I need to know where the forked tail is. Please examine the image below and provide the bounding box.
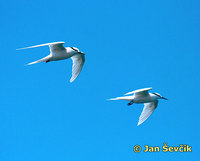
[27,56,51,65]
[107,96,133,101]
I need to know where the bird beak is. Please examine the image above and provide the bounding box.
[161,97,168,100]
[79,51,85,55]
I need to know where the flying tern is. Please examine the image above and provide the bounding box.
[17,42,85,83]
[108,87,168,126]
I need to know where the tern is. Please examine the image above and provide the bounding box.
[17,42,85,83]
[108,87,168,126]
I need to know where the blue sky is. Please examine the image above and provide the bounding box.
[0,0,199,160]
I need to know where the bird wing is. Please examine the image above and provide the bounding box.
[137,100,158,126]
[16,42,65,52]
[70,54,85,83]
[125,87,152,96]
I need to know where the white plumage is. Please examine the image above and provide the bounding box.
[17,42,85,83]
[108,87,167,126]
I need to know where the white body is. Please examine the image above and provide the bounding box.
[125,93,159,103]
[108,87,167,126]
[17,42,85,83]
[48,47,75,61]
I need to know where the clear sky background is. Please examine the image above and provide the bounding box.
[0,0,199,160]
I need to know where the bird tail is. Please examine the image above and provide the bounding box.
[107,96,133,101]
[26,56,50,65]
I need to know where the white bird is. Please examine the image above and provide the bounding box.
[17,42,85,83]
[108,87,168,126]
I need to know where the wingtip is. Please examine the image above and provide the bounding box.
[16,47,30,50]
[16,41,65,51]
[137,120,145,126]
[16,46,37,50]
[69,79,74,83]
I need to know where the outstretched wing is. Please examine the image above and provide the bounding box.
[16,42,65,52]
[70,54,85,83]
[125,87,152,96]
[137,100,158,126]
